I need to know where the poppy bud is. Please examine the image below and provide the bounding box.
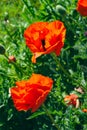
[0,45,5,55]
[56,5,66,15]
[8,56,16,63]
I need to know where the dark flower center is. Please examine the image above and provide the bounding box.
[41,40,46,51]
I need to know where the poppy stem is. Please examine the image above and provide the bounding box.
[42,104,60,130]
[4,53,9,60]
[51,53,71,78]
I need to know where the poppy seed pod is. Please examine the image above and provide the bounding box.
[56,5,66,15]
[0,45,5,55]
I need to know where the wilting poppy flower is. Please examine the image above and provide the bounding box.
[64,94,79,108]
[76,0,87,16]
[10,74,53,112]
[24,20,66,63]
[82,109,87,112]
[74,87,84,94]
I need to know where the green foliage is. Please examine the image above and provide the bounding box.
[0,0,87,130]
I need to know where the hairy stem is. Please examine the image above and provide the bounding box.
[43,104,60,130]
[51,53,71,78]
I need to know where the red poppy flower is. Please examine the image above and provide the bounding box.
[10,74,53,112]
[24,21,66,63]
[76,0,87,16]
[82,109,87,112]
[64,94,79,107]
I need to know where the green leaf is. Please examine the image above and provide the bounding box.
[0,122,4,127]
[26,111,45,120]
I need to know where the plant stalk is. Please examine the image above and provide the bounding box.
[42,104,60,130]
[51,53,71,79]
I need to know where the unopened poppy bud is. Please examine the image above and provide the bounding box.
[56,5,66,15]
[8,56,16,63]
[0,45,5,55]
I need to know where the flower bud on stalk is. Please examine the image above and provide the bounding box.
[55,5,66,15]
[8,55,16,63]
